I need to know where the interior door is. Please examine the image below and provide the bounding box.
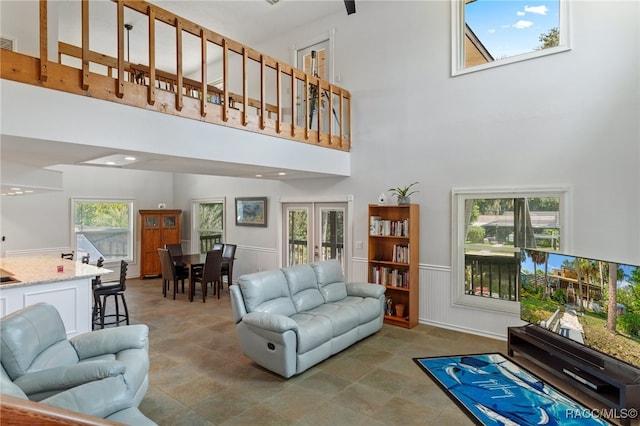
[283,202,347,273]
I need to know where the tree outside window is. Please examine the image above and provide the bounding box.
[73,199,133,262]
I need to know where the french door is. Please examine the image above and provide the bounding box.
[283,202,347,273]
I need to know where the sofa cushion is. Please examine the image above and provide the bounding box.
[239,270,296,316]
[290,313,332,354]
[311,260,348,303]
[306,303,359,337]
[0,304,79,379]
[332,296,382,325]
[282,264,325,312]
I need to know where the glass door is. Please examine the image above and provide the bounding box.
[284,203,311,266]
[283,202,347,272]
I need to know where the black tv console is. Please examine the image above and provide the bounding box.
[508,325,640,425]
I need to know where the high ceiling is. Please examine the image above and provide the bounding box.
[1,0,352,193]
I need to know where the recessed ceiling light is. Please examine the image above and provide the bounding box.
[10,187,20,191]
[24,190,34,193]
[278,172,286,176]
[83,154,143,167]
[256,174,263,178]
[14,191,23,194]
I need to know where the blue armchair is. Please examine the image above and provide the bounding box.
[0,303,155,425]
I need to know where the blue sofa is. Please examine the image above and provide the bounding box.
[0,303,155,425]
[230,260,385,378]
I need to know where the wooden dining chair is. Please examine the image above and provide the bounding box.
[165,243,187,292]
[158,248,188,299]
[221,243,237,290]
[191,249,223,302]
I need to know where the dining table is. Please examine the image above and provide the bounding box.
[174,253,234,302]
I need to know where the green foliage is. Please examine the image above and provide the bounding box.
[199,202,223,231]
[75,202,129,229]
[617,312,640,338]
[388,182,419,197]
[465,226,485,244]
[551,287,567,304]
[538,27,559,50]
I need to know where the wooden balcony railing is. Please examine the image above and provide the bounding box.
[0,0,351,151]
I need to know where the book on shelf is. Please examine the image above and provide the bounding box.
[392,244,410,263]
[370,265,410,288]
[369,218,410,237]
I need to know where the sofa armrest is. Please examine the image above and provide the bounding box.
[230,285,247,324]
[13,361,126,396]
[242,312,298,334]
[346,282,386,299]
[71,325,148,360]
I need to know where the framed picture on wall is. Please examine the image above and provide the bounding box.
[235,197,267,227]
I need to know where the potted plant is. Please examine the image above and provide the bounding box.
[388,182,419,205]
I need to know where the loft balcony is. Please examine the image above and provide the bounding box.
[0,0,351,155]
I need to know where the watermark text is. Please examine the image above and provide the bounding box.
[566,408,638,421]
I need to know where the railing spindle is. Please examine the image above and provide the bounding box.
[39,0,48,82]
[316,78,321,143]
[200,29,207,117]
[116,0,124,98]
[328,84,333,145]
[242,47,248,127]
[175,18,183,111]
[81,0,89,90]
[222,39,229,122]
[259,54,265,130]
[290,71,296,137]
[276,62,281,134]
[148,6,156,105]
[304,73,310,140]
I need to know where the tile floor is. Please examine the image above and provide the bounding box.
[121,277,619,425]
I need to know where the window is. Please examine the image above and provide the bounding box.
[191,198,225,254]
[73,199,134,262]
[451,187,570,313]
[452,0,570,76]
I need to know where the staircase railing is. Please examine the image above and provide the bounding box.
[0,0,351,151]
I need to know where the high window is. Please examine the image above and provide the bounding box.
[452,0,570,75]
[73,199,134,263]
[451,187,569,313]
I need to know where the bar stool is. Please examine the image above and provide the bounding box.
[93,260,130,329]
[91,257,105,330]
[61,252,74,260]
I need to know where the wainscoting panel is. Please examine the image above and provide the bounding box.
[352,258,519,340]
[232,245,279,284]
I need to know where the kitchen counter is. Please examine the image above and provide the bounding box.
[0,256,111,336]
[0,256,108,287]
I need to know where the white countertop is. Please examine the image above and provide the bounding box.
[0,256,111,288]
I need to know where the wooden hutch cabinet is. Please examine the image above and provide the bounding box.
[139,209,182,278]
[368,204,419,328]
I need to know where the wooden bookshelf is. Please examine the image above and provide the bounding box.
[368,204,419,328]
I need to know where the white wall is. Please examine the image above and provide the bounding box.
[1,1,638,339]
[0,166,174,279]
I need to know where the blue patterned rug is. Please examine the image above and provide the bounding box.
[413,353,611,425]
